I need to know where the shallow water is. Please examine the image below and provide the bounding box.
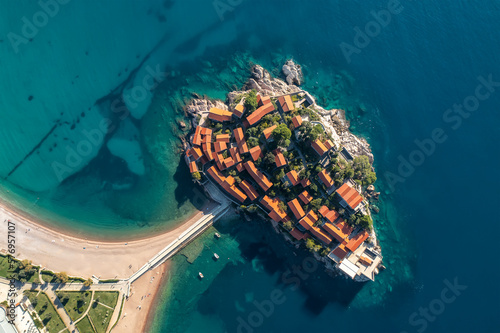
[1,0,499,332]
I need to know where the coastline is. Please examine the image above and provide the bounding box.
[113,260,171,333]
[0,188,207,243]
[0,197,218,279]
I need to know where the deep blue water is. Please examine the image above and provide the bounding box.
[1,0,499,332]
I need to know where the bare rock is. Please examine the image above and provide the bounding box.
[282,60,303,86]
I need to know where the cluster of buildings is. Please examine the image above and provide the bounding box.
[184,91,382,281]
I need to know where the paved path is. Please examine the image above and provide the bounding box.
[73,290,94,327]
[127,202,229,285]
[41,286,77,333]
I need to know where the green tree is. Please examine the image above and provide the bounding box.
[54,272,69,284]
[310,198,322,211]
[272,124,292,145]
[83,278,93,287]
[244,90,258,112]
[278,201,287,212]
[264,152,275,165]
[192,172,201,181]
[283,221,293,231]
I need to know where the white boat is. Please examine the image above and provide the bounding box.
[215,232,221,238]
[198,272,204,279]
[214,253,219,260]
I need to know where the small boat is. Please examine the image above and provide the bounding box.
[213,253,219,260]
[214,232,221,239]
[198,272,204,279]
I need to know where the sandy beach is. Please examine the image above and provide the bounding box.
[112,260,171,333]
[0,200,217,280]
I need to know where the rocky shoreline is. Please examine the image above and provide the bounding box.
[184,60,383,278]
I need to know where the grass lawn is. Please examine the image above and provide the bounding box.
[25,291,66,333]
[0,255,40,283]
[0,255,12,278]
[94,291,119,308]
[56,291,92,322]
[88,303,113,333]
[76,315,96,333]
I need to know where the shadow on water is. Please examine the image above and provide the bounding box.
[195,214,365,327]
[171,159,206,211]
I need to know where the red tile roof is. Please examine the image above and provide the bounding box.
[236,163,244,172]
[298,215,314,230]
[324,139,334,150]
[322,222,349,243]
[202,133,212,143]
[299,191,313,205]
[331,243,349,261]
[318,169,334,188]
[244,161,272,192]
[305,210,318,223]
[239,180,259,201]
[325,210,340,223]
[291,115,302,129]
[310,226,332,244]
[257,95,271,106]
[201,127,212,136]
[346,230,369,252]
[278,95,294,112]
[275,152,287,167]
[190,147,203,160]
[229,147,242,164]
[300,178,311,187]
[216,134,231,143]
[214,141,227,153]
[207,166,247,203]
[336,219,354,237]
[201,156,210,165]
[224,157,235,169]
[238,142,249,154]
[268,209,287,223]
[234,104,245,118]
[208,107,233,122]
[189,161,198,173]
[249,145,263,161]
[260,196,288,222]
[337,183,364,210]
[318,205,329,217]
[202,143,214,161]
[287,199,305,220]
[234,127,244,143]
[246,103,275,126]
[192,126,202,146]
[262,125,277,140]
[285,170,299,186]
[289,228,307,241]
[312,139,328,156]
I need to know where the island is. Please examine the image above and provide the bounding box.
[183,61,385,282]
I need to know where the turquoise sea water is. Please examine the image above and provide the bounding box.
[1,0,499,332]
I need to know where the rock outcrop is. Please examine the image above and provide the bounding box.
[186,61,373,163]
[242,65,301,97]
[282,59,303,86]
